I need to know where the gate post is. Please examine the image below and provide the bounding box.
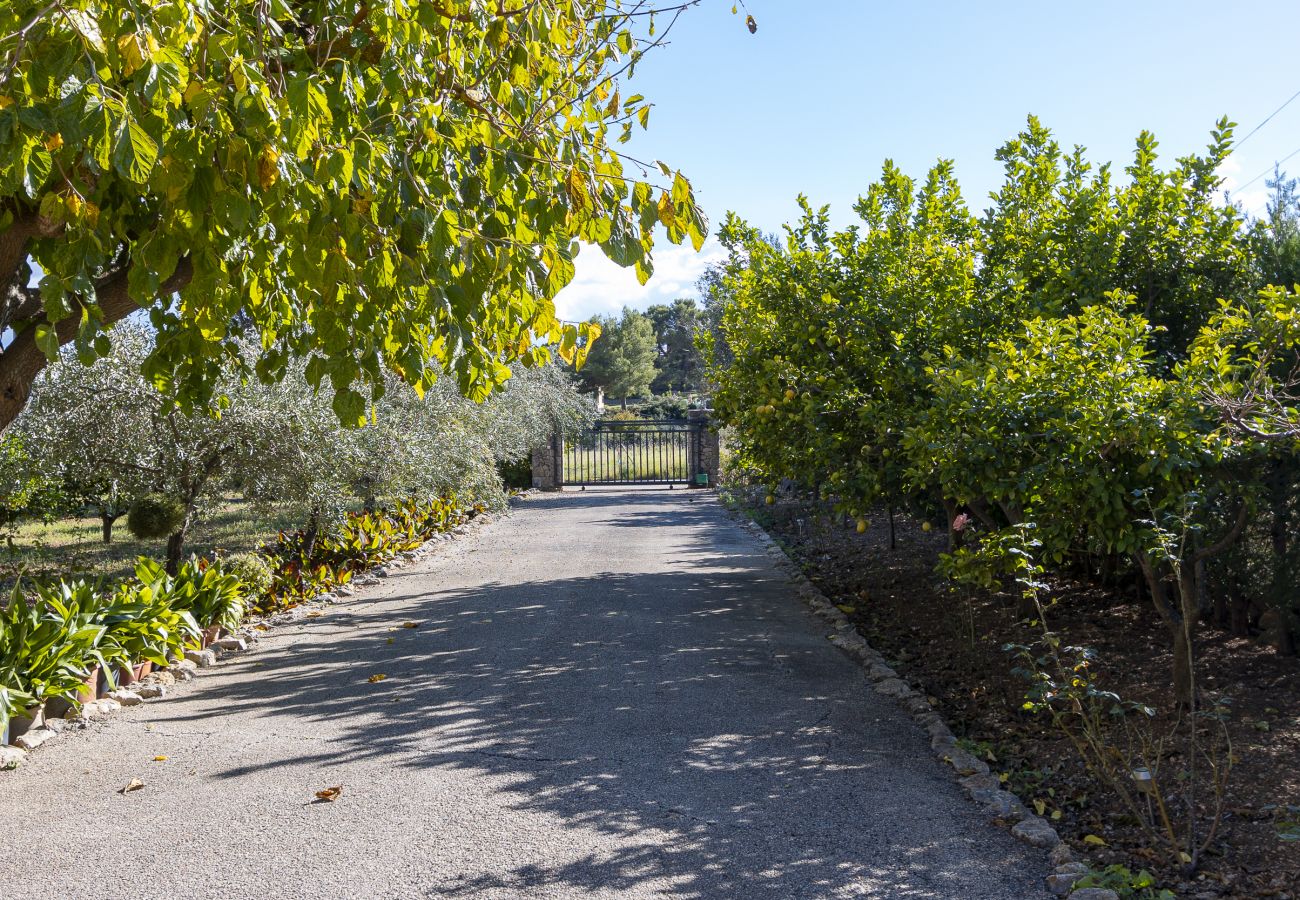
[531,430,563,491]
[687,409,721,489]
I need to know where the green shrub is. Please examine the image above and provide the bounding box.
[127,494,185,540]
[638,394,692,420]
[134,557,246,632]
[0,581,109,725]
[497,457,533,490]
[225,552,274,600]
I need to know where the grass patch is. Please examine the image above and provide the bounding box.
[0,498,304,587]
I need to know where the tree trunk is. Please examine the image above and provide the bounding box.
[165,503,199,575]
[1171,624,1194,707]
[1139,554,1195,707]
[0,256,192,432]
[100,513,118,544]
[303,509,322,559]
[165,528,188,575]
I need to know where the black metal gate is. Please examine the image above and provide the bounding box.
[563,419,702,486]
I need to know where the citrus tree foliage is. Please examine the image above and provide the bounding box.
[0,0,709,432]
[706,118,1299,701]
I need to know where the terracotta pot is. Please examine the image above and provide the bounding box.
[8,703,45,742]
[78,666,100,704]
[45,666,99,719]
[115,660,150,688]
[201,624,221,648]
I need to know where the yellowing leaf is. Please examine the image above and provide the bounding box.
[367,673,387,683]
[1082,834,1107,846]
[258,146,280,189]
[116,33,145,76]
[153,755,168,762]
[1032,798,1046,815]
[401,622,419,629]
[835,604,856,614]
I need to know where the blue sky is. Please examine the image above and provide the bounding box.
[555,0,1300,322]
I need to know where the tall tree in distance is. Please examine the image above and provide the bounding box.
[645,298,704,393]
[577,307,657,408]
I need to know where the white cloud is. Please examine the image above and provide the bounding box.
[554,239,725,322]
[1216,157,1269,218]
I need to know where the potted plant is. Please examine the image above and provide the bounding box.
[97,579,199,684]
[0,582,104,737]
[33,579,123,716]
[132,556,243,648]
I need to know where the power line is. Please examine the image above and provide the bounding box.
[1234,144,1300,194]
[1235,86,1300,149]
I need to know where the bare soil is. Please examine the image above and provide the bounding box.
[737,489,1300,899]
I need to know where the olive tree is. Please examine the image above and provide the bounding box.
[17,323,258,569]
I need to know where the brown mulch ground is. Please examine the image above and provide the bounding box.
[735,490,1300,899]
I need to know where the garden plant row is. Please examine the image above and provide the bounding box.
[1,494,474,761]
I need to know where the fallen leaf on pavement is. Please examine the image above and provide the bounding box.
[315,785,343,803]
[401,622,420,629]
[367,673,387,683]
[153,756,168,762]
[120,779,145,794]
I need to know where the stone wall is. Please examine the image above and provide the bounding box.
[530,431,562,491]
[688,409,721,488]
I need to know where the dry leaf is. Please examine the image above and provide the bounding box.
[120,778,145,794]
[367,673,387,683]
[254,624,269,631]
[308,611,323,618]
[315,785,343,802]
[386,637,395,645]
[401,622,419,629]
[153,755,168,762]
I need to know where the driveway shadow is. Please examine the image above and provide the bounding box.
[144,490,1042,899]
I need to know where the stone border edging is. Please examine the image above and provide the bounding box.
[726,507,1112,900]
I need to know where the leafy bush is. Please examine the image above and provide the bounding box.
[638,394,692,420]
[225,553,274,601]
[134,557,246,633]
[1075,865,1174,899]
[127,494,186,541]
[0,582,107,725]
[258,496,466,611]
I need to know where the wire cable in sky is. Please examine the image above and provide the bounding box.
[1235,87,1300,149]
[1234,144,1300,195]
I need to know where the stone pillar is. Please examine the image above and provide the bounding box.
[687,409,721,489]
[531,431,563,491]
